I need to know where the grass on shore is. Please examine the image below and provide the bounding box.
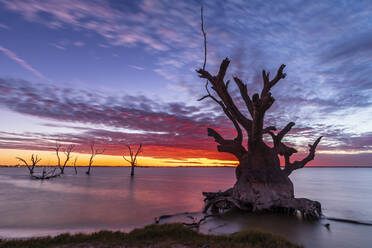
[0,223,302,248]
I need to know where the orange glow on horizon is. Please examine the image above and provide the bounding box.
[1,147,370,167]
[0,148,238,167]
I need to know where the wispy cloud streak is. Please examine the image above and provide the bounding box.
[0,45,47,80]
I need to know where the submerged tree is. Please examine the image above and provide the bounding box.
[16,154,60,179]
[62,145,75,174]
[16,154,41,175]
[197,8,322,219]
[54,143,75,174]
[86,142,105,175]
[54,143,62,172]
[123,144,142,176]
[72,156,78,175]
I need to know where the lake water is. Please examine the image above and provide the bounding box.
[0,167,371,247]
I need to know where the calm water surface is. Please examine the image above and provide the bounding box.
[0,167,371,247]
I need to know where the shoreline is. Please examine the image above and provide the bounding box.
[1,165,372,168]
[0,223,301,248]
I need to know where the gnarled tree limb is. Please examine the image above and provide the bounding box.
[283,136,322,176]
[267,122,297,156]
[16,154,41,175]
[208,128,246,159]
[197,58,252,131]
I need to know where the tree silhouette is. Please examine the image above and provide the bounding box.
[16,154,41,175]
[197,8,322,219]
[86,142,105,175]
[61,144,74,174]
[16,154,60,179]
[123,144,142,176]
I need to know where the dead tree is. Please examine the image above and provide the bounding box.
[54,143,62,173]
[197,8,322,219]
[72,156,78,175]
[123,144,142,176]
[16,154,60,179]
[86,143,105,175]
[16,154,41,175]
[61,145,74,174]
[54,144,74,174]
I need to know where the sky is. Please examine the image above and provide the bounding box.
[0,0,371,167]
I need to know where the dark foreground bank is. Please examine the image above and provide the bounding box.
[0,223,301,248]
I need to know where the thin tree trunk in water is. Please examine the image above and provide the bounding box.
[86,143,105,175]
[123,144,142,177]
[73,157,78,175]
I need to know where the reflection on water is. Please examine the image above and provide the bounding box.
[0,167,371,247]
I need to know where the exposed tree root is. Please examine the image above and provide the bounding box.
[203,189,321,220]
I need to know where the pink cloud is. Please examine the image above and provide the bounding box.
[0,23,9,29]
[130,65,145,71]
[0,45,47,80]
[73,41,85,47]
[50,43,66,50]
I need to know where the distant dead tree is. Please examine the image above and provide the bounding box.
[61,145,74,174]
[72,156,78,175]
[54,143,75,174]
[86,143,105,175]
[54,143,62,172]
[16,154,60,179]
[123,144,142,176]
[16,154,41,175]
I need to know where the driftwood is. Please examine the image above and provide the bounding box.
[32,167,60,180]
[197,8,322,219]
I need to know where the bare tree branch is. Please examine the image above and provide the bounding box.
[54,143,62,170]
[200,6,207,71]
[207,128,246,159]
[59,144,75,174]
[123,144,142,176]
[283,136,322,176]
[266,122,297,156]
[197,59,252,135]
[86,142,105,175]
[233,76,253,117]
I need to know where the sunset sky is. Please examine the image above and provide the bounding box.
[0,0,371,167]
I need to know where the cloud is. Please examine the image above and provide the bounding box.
[0,0,371,165]
[0,77,370,165]
[323,33,372,62]
[49,43,65,50]
[130,65,145,71]
[0,45,47,80]
[0,23,9,29]
[73,41,85,47]
[0,78,238,160]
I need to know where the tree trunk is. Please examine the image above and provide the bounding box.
[131,164,134,176]
[233,144,293,210]
[203,143,321,219]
